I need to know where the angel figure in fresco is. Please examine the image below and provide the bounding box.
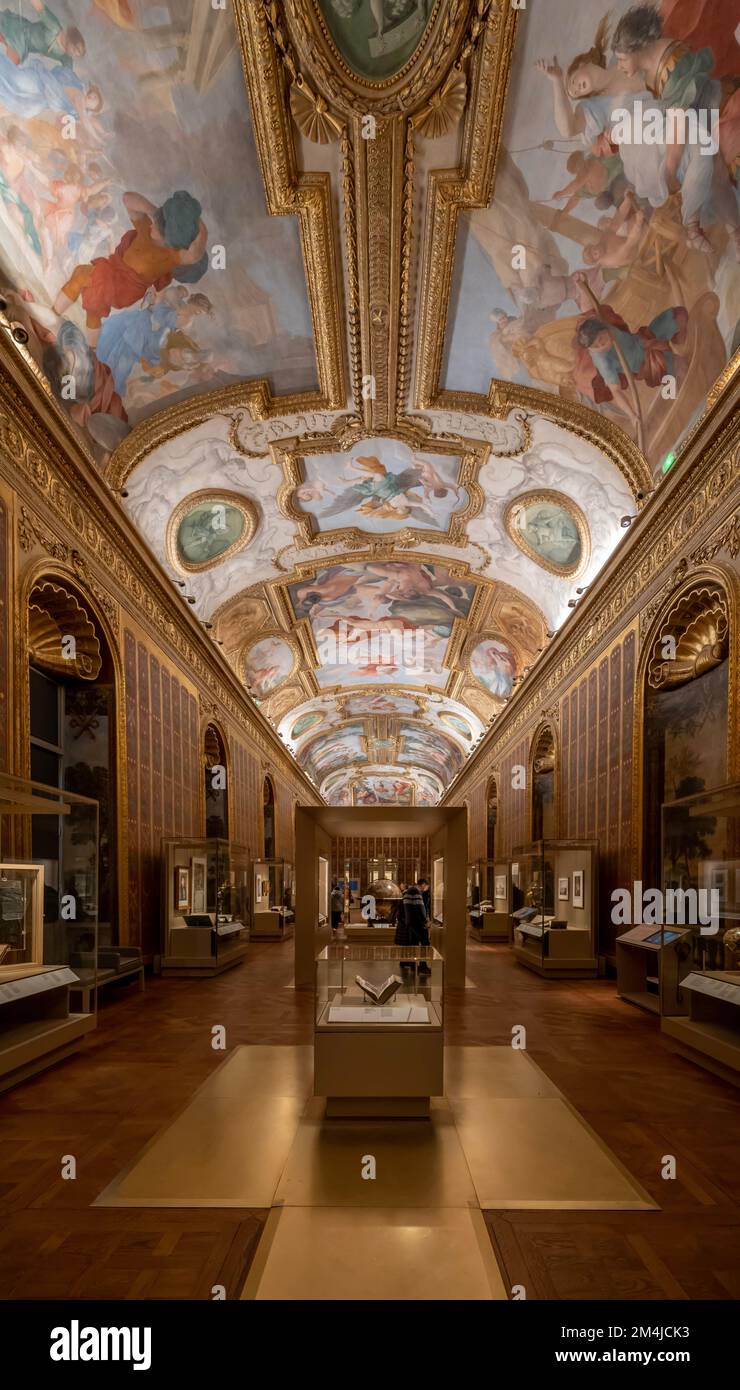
[53,189,208,346]
[314,453,462,526]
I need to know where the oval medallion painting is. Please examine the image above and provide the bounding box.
[243,636,296,699]
[505,492,588,578]
[318,0,436,81]
[173,494,256,572]
[291,711,325,741]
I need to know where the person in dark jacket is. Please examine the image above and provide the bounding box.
[390,884,406,935]
[418,877,431,921]
[398,881,432,978]
[330,881,344,933]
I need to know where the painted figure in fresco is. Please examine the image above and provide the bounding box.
[96,285,213,396]
[551,149,628,216]
[0,49,101,121]
[0,2,85,68]
[53,189,208,344]
[0,123,50,258]
[313,453,463,526]
[573,289,689,426]
[612,3,740,254]
[471,639,517,698]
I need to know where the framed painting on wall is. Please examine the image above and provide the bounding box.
[558,877,569,901]
[572,871,584,909]
[190,856,208,914]
[175,866,190,912]
[495,874,507,900]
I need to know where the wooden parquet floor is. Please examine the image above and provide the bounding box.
[0,938,738,1300]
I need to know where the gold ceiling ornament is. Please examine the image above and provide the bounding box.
[410,66,467,139]
[289,77,343,143]
[274,417,488,550]
[283,0,470,114]
[647,585,729,690]
[503,489,591,581]
[28,581,102,681]
[166,490,260,575]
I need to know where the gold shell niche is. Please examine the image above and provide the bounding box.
[29,582,102,680]
[290,81,342,144]
[411,69,467,140]
[648,590,728,689]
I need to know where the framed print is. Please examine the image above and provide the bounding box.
[495,874,507,900]
[175,866,190,912]
[190,856,207,914]
[558,877,569,901]
[572,870,584,909]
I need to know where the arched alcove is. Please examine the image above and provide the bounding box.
[203,723,229,838]
[641,578,731,891]
[530,724,557,841]
[263,775,275,859]
[26,574,120,947]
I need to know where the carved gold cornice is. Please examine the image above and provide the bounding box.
[233,0,347,410]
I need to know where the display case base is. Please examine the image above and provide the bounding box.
[161,942,249,977]
[469,925,508,943]
[513,944,598,978]
[0,1012,94,1093]
[325,1095,431,1118]
[662,1016,740,1087]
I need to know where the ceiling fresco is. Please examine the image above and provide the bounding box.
[441,0,740,472]
[0,0,318,459]
[3,2,737,805]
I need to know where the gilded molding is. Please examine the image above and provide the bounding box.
[233,0,347,412]
[166,490,260,575]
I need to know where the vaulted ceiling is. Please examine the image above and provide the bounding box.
[1,1,737,804]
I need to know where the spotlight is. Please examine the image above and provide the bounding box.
[567,598,577,608]
[186,596,196,604]
[202,621,213,630]
[636,488,655,501]
[119,489,129,499]
[620,515,633,528]
[546,630,555,639]
[576,585,589,595]
[173,579,186,588]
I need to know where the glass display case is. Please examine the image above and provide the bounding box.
[160,837,249,976]
[314,943,444,1117]
[250,858,295,940]
[469,860,511,942]
[659,783,740,1081]
[0,771,99,1090]
[660,782,740,972]
[316,943,443,1028]
[511,840,598,977]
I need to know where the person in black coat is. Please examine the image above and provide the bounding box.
[397,881,432,978]
[418,877,431,920]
